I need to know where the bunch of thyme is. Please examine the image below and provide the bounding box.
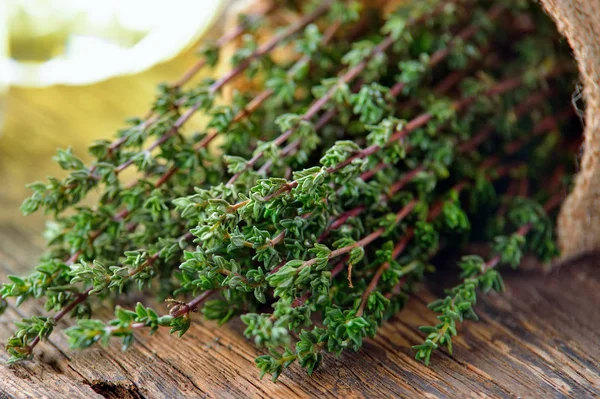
[1,0,579,380]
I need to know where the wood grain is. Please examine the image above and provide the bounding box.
[0,48,599,399]
[1,221,599,399]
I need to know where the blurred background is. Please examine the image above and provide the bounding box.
[0,0,226,233]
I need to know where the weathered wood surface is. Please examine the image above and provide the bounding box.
[0,50,599,399]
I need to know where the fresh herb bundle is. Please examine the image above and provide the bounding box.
[1,0,579,381]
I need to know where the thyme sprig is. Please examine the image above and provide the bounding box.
[2,0,578,381]
[414,189,563,365]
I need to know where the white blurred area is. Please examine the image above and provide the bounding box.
[2,0,224,87]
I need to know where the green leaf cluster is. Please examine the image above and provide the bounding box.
[1,0,577,380]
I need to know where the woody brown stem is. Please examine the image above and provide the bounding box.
[226,4,446,185]
[113,2,332,177]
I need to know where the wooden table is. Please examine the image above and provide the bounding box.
[0,53,599,399]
